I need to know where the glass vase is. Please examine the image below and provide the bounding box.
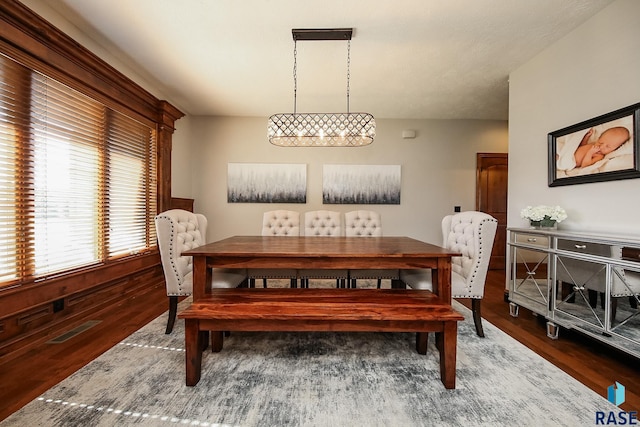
[530,217,557,229]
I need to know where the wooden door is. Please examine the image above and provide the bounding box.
[476,153,508,270]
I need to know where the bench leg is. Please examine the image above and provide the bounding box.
[439,321,458,389]
[416,332,428,355]
[211,331,224,352]
[185,319,202,386]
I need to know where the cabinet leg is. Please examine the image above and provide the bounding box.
[546,321,559,340]
[509,302,519,318]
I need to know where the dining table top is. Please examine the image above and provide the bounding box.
[184,235,459,304]
[183,235,459,259]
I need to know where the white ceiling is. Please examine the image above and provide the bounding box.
[42,0,614,120]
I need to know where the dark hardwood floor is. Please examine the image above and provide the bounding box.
[1,270,639,421]
[459,270,640,413]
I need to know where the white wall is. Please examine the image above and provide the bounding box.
[181,117,507,242]
[508,0,640,234]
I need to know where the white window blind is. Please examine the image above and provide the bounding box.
[0,53,157,286]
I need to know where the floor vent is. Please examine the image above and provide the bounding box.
[46,320,101,344]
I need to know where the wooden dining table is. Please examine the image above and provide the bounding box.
[184,235,459,303]
[180,235,464,388]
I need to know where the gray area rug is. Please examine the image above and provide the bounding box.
[2,299,617,426]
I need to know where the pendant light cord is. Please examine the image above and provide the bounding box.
[294,37,351,114]
[293,39,297,115]
[346,39,351,114]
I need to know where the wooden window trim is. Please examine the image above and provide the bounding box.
[0,1,183,316]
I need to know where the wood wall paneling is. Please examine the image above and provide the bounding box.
[170,197,195,212]
[0,1,179,364]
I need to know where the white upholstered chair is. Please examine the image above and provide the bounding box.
[248,210,300,288]
[345,210,399,288]
[155,209,247,334]
[299,210,348,288]
[400,211,498,337]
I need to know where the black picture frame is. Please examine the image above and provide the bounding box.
[548,102,640,187]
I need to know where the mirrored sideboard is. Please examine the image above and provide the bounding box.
[507,227,640,358]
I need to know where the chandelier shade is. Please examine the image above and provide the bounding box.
[268,112,375,147]
[268,28,375,147]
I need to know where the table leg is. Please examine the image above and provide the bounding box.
[391,278,406,289]
[200,331,209,351]
[435,258,452,304]
[192,256,211,301]
[416,332,428,354]
[439,321,457,389]
[185,318,202,386]
[211,331,224,352]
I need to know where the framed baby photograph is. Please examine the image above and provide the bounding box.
[548,102,640,187]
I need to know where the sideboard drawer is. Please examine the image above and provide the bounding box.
[514,233,549,249]
[622,247,640,264]
[557,239,612,257]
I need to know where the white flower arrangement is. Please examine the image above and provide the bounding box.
[520,205,568,223]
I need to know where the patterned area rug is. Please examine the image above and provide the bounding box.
[2,298,616,426]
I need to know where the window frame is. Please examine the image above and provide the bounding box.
[0,1,183,297]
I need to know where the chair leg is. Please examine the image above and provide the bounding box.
[471,299,485,337]
[165,296,178,334]
[599,292,605,310]
[262,278,268,288]
[588,290,598,308]
[377,278,382,289]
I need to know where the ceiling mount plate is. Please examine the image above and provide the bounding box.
[292,28,353,41]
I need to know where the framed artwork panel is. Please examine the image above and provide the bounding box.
[548,103,640,187]
[227,163,306,203]
[323,164,401,204]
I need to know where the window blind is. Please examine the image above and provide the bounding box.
[107,110,157,256]
[0,53,157,286]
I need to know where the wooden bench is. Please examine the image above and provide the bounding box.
[178,288,465,389]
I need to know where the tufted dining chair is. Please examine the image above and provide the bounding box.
[345,210,399,288]
[400,211,497,337]
[299,210,348,288]
[155,209,247,334]
[248,210,300,288]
